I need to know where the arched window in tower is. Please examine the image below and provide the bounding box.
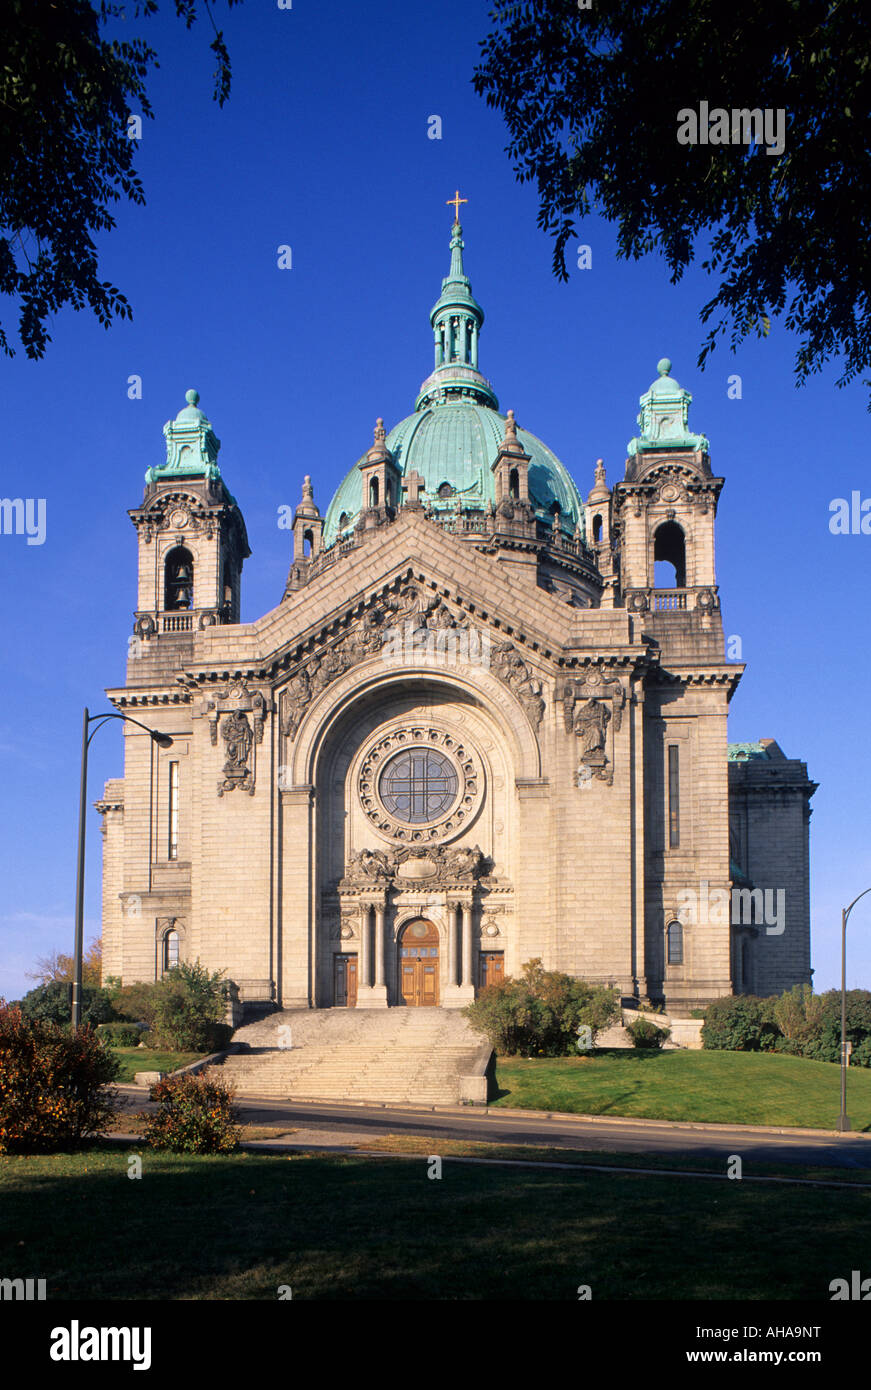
[369,477,379,508]
[592,513,603,543]
[303,528,314,557]
[338,512,349,531]
[653,521,686,588]
[666,919,684,966]
[164,547,194,611]
[163,928,180,973]
[385,480,392,507]
[508,468,519,500]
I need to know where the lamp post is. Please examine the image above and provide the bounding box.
[836,885,871,1132]
[73,707,173,1032]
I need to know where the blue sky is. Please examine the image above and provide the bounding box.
[1,0,867,1000]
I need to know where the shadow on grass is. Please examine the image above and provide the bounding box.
[2,1140,870,1301]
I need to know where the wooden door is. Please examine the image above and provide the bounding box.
[334,953,357,1007]
[479,952,504,992]
[398,920,439,1006]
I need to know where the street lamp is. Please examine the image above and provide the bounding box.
[836,885,871,1132]
[73,707,173,1032]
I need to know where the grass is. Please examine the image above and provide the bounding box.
[491,1049,871,1131]
[1,1142,869,1299]
[110,1048,205,1083]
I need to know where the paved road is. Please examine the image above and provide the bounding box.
[228,1095,871,1169]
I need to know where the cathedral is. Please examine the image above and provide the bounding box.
[99,211,816,1017]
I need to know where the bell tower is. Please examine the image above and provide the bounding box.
[614,359,722,620]
[128,389,250,657]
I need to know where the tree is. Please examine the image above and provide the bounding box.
[0,0,241,359]
[27,936,102,986]
[150,959,230,1051]
[474,1,871,403]
[18,980,115,1030]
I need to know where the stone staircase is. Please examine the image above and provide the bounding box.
[210,1007,490,1105]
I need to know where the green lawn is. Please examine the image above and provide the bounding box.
[492,1049,871,1131]
[1,1143,869,1300]
[110,1048,205,1083]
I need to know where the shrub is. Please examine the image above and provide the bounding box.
[97,1022,143,1047]
[140,1072,241,1153]
[149,961,230,1052]
[803,990,871,1066]
[773,984,825,1045]
[626,1016,670,1049]
[0,1001,119,1154]
[108,981,163,1031]
[464,959,620,1056]
[701,995,780,1052]
[18,981,116,1031]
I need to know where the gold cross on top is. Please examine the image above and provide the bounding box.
[446,189,468,223]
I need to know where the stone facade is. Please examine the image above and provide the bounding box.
[99,223,815,1014]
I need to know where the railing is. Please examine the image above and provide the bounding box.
[652,590,688,611]
[163,614,193,632]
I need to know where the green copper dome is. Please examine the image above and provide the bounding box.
[322,218,584,546]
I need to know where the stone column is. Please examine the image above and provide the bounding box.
[461,902,473,986]
[447,901,457,989]
[359,902,370,988]
[374,903,385,988]
[357,895,388,1008]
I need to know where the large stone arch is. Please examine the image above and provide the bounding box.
[287,656,543,788]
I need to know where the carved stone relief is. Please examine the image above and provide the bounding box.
[562,671,625,786]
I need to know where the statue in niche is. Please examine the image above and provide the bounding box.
[573,698,610,756]
[218,709,254,794]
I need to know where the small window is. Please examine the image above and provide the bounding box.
[437,482,455,499]
[667,744,680,847]
[369,477,379,507]
[163,929,180,972]
[592,513,603,543]
[508,468,519,499]
[667,920,683,966]
[168,761,179,861]
[338,511,349,530]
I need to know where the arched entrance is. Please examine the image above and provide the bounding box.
[398,919,440,1007]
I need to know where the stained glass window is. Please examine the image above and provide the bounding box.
[379,748,458,824]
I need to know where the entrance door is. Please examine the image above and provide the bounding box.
[479,952,504,992]
[334,953,357,1007]
[398,920,440,1007]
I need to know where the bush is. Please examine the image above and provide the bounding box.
[141,1072,241,1153]
[108,981,163,1031]
[803,990,871,1066]
[773,984,825,1045]
[626,1016,670,1049]
[701,995,780,1052]
[18,981,116,1031]
[0,1001,119,1154]
[464,959,620,1056]
[97,1022,143,1047]
[149,961,230,1052]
